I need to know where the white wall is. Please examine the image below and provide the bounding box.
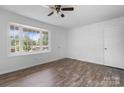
[67,16,124,65]
[0,9,67,75]
[1,8,124,75]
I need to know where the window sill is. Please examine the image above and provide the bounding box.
[8,50,51,57]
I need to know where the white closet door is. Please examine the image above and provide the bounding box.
[104,26,124,69]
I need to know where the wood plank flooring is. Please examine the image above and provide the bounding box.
[0,58,124,87]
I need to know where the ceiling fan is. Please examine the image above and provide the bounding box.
[43,5,74,18]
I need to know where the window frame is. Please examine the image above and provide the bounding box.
[8,22,51,57]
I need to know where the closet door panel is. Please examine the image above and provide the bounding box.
[104,26,124,69]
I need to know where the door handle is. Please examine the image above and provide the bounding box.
[104,48,107,50]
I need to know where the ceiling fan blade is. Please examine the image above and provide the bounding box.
[42,5,50,8]
[61,7,74,11]
[42,5,55,10]
[48,11,54,16]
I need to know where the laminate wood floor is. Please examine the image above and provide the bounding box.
[0,58,124,87]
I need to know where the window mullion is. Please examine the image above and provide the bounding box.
[14,26,16,53]
[41,31,43,51]
[40,31,42,51]
[20,26,23,53]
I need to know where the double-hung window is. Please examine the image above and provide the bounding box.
[9,23,50,56]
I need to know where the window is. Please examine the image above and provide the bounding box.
[9,23,50,56]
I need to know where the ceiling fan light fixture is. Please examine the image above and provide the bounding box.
[54,10,60,17]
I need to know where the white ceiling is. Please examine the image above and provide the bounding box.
[1,5,124,29]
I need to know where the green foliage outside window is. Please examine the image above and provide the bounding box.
[42,32,48,45]
[23,35,32,52]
